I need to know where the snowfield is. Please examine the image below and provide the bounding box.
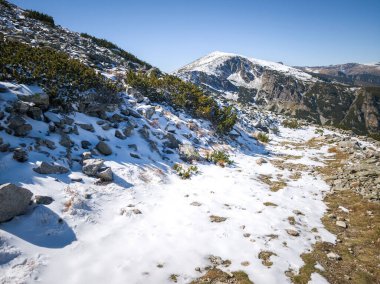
[0,84,335,284]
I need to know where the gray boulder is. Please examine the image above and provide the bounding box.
[96,167,113,181]
[33,162,69,174]
[82,159,104,176]
[0,183,33,223]
[13,148,28,162]
[34,195,54,205]
[96,141,112,155]
[77,123,95,132]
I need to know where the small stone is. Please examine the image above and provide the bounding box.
[130,153,140,159]
[96,167,113,182]
[190,201,202,206]
[243,233,251,238]
[81,140,91,149]
[286,229,300,237]
[34,195,54,205]
[336,221,347,228]
[210,215,227,223]
[327,252,341,260]
[256,158,267,165]
[241,261,250,266]
[13,148,28,162]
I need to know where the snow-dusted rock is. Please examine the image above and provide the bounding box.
[82,159,104,176]
[33,161,69,174]
[0,183,33,223]
[12,147,28,162]
[96,167,113,182]
[179,144,200,162]
[34,195,54,205]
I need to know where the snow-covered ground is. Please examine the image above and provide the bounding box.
[0,112,336,284]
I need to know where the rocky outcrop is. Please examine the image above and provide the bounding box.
[0,183,33,222]
[82,158,113,181]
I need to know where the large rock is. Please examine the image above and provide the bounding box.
[82,159,104,176]
[164,132,181,149]
[33,161,69,174]
[96,141,112,155]
[13,148,28,162]
[96,167,113,181]
[8,115,32,137]
[0,183,33,222]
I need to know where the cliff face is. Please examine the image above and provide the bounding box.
[175,52,380,138]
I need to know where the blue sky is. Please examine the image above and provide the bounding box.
[9,0,380,72]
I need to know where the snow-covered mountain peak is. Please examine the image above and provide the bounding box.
[176,51,314,82]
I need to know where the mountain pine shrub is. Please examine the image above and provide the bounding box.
[24,10,55,26]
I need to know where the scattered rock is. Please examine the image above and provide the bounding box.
[96,167,113,182]
[13,147,28,162]
[286,229,300,237]
[81,140,91,149]
[327,252,342,260]
[82,159,104,176]
[82,151,92,160]
[210,215,227,223]
[115,130,126,140]
[77,123,94,132]
[336,220,347,228]
[0,183,33,222]
[96,141,112,156]
[190,201,202,206]
[256,157,268,165]
[34,195,54,205]
[130,153,140,159]
[33,161,69,174]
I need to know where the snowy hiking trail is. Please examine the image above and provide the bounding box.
[3,126,334,284]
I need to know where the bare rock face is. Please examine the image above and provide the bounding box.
[33,161,69,174]
[0,183,33,223]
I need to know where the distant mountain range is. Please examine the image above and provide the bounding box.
[296,63,380,87]
[175,52,380,138]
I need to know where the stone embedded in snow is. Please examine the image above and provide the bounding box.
[44,111,62,125]
[77,123,94,132]
[123,122,134,137]
[34,195,54,205]
[69,173,83,182]
[82,159,105,176]
[327,252,342,260]
[210,215,227,223]
[127,87,144,103]
[164,132,181,149]
[60,133,72,148]
[190,201,202,206]
[33,161,69,174]
[256,158,268,165]
[0,183,33,223]
[286,229,300,237]
[82,151,92,160]
[96,141,112,156]
[81,140,91,149]
[130,153,140,159]
[115,130,126,140]
[12,147,28,162]
[179,144,201,162]
[8,115,32,137]
[293,210,304,216]
[13,84,49,107]
[96,167,113,182]
[336,220,347,228]
[0,143,10,152]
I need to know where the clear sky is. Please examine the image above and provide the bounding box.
[9,0,380,72]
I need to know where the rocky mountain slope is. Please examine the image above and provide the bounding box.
[174,52,380,139]
[297,63,380,87]
[0,1,379,284]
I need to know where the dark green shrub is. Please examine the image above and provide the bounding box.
[206,150,233,167]
[0,40,121,108]
[125,71,237,134]
[173,164,198,179]
[81,33,151,68]
[283,119,301,129]
[24,10,55,26]
[0,0,11,9]
[256,132,269,143]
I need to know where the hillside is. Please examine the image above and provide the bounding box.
[175,52,380,139]
[0,1,379,284]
